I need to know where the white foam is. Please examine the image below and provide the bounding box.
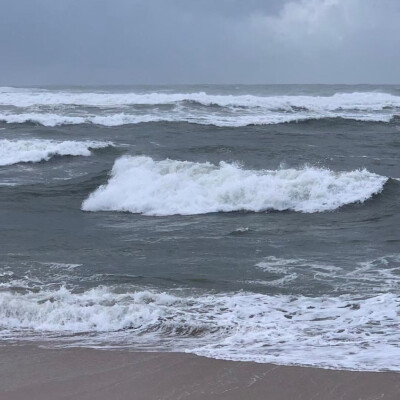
[188,292,400,371]
[0,110,394,128]
[0,285,399,371]
[0,88,399,110]
[254,255,400,292]
[0,88,398,127]
[82,156,387,215]
[0,113,87,126]
[232,227,249,233]
[0,113,169,127]
[0,139,113,166]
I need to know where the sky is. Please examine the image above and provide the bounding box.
[0,0,399,85]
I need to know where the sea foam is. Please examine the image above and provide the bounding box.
[0,112,392,127]
[82,156,387,215]
[0,285,399,371]
[0,88,398,127]
[1,88,399,109]
[0,139,113,166]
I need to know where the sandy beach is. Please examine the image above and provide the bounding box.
[0,345,399,400]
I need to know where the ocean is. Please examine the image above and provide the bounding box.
[0,84,399,372]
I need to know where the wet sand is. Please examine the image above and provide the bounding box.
[0,345,399,400]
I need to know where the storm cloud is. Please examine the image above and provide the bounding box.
[0,0,399,84]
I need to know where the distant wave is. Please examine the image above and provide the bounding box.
[82,156,387,215]
[0,139,113,166]
[0,88,398,127]
[1,88,400,109]
[0,113,169,127]
[0,112,394,127]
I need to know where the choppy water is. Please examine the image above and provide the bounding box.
[1,85,400,371]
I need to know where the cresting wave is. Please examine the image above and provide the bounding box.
[0,112,393,127]
[0,139,113,166]
[0,113,170,127]
[1,113,394,128]
[82,156,387,215]
[1,88,400,109]
[0,88,399,126]
[0,285,399,371]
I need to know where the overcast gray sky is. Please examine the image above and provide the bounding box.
[1,0,399,85]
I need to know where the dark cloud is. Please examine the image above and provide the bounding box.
[0,0,399,84]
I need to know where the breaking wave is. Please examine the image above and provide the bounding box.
[82,156,387,215]
[1,88,400,109]
[0,284,399,371]
[0,88,398,127]
[0,112,393,127]
[0,113,169,127]
[0,139,113,166]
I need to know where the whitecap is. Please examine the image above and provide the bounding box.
[0,139,113,166]
[82,156,387,215]
[0,88,399,110]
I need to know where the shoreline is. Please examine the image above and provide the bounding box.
[1,345,399,400]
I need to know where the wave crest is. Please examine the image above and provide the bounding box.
[0,139,113,166]
[1,89,399,110]
[0,89,398,127]
[82,156,387,215]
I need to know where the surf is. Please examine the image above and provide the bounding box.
[82,156,387,215]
